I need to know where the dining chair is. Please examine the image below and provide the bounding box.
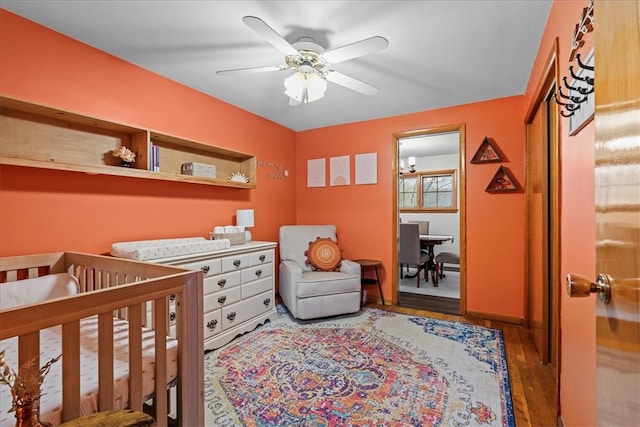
[408,220,429,235]
[399,223,430,287]
[408,220,430,258]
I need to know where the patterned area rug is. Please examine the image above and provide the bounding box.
[204,305,514,426]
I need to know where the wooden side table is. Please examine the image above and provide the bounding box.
[352,259,385,308]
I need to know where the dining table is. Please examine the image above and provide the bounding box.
[420,234,454,280]
[403,234,454,281]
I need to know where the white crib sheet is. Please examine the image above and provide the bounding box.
[0,317,178,426]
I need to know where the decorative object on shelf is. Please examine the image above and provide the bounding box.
[228,172,249,183]
[181,162,216,178]
[553,0,595,134]
[112,146,136,167]
[236,209,254,242]
[485,166,521,193]
[0,350,61,427]
[471,137,504,164]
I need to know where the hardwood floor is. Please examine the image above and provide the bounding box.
[368,302,558,427]
[398,292,460,315]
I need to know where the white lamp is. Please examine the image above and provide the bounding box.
[236,209,255,242]
[284,71,327,105]
[408,156,416,173]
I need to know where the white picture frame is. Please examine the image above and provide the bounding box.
[355,152,378,185]
[307,158,326,187]
[330,155,350,186]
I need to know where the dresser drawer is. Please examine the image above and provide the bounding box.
[250,250,273,266]
[241,263,273,284]
[180,258,221,278]
[242,276,273,299]
[204,270,241,294]
[221,253,251,273]
[203,310,222,339]
[221,291,273,330]
[204,286,241,313]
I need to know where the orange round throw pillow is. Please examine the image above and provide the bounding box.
[304,237,343,272]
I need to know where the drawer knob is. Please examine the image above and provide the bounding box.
[263,297,271,306]
[201,265,210,274]
[227,312,236,321]
[255,269,262,277]
[233,259,241,268]
[218,295,227,304]
[170,312,176,322]
[218,278,227,287]
[207,319,218,331]
[259,254,266,262]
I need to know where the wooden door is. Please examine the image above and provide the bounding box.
[593,1,639,424]
[525,41,560,370]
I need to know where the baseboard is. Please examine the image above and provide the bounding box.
[465,310,524,326]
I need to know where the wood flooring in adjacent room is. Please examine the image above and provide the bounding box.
[369,303,559,427]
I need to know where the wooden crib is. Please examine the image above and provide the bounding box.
[0,252,203,426]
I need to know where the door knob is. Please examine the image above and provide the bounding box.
[566,273,612,304]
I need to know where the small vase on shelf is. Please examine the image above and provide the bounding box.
[120,160,133,168]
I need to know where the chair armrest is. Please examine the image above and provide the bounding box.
[340,259,361,275]
[279,260,303,313]
[280,260,303,281]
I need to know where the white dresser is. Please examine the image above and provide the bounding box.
[154,241,277,351]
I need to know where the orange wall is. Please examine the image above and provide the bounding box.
[0,10,528,324]
[524,1,596,425]
[295,96,526,319]
[0,10,297,256]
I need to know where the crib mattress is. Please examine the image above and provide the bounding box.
[0,317,178,426]
[110,236,230,261]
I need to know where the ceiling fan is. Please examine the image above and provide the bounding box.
[216,16,389,106]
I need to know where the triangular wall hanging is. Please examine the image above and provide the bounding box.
[486,165,521,193]
[471,137,504,164]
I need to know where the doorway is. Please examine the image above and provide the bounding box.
[392,125,466,315]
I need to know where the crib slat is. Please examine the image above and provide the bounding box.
[154,297,168,427]
[62,320,81,421]
[17,332,39,370]
[97,312,114,411]
[128,302,144,411]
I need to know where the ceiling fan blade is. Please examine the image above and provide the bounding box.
[322,36,389,64]
[325,71,378,96]
[216,65,289,76]
[242,16,299,57]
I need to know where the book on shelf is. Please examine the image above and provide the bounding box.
[149,144,160,172]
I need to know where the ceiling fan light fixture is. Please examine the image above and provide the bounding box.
[284,72,327,105]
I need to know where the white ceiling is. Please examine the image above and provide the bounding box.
[1,1,552,132]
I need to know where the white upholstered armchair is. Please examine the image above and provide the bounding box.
[279,225,362,320]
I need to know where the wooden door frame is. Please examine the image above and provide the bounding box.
[524,38,561,386]
[391,124,467,314]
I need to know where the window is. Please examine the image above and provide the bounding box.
[399,169,457,212]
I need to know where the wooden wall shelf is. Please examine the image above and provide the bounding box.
[486,166,521,193]
[0,96,256,189]
[471,137,504,164]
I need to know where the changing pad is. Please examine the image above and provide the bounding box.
[111,237,230,261]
